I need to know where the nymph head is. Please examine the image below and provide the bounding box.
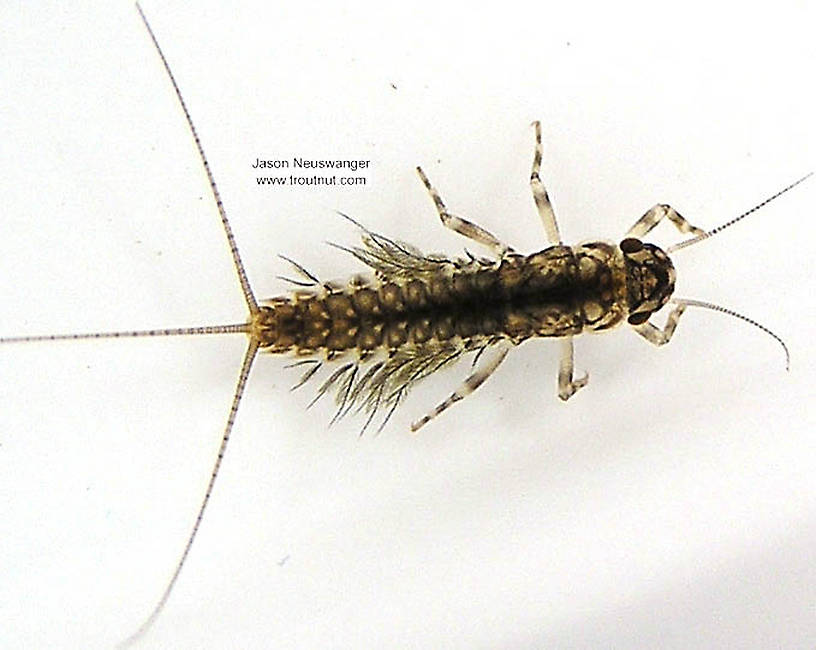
[619,237,676,325]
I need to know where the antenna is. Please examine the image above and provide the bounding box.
[673,298,790,370]
[667,172,812,254]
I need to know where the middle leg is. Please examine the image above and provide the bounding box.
[558,336,588,400]
[530,120,562,245]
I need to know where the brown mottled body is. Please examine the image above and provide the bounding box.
[252,242,628,358]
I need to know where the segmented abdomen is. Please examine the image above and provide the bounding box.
[254,241,626,357]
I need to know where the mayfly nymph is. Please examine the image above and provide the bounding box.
[255,121,801,434]
[1,4,808,646]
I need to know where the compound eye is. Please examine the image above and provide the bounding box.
[627,312,650,325]
[620,238,644,254]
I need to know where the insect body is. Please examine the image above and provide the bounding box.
[2,4,806,646]
[253,119,797,434]
[254,162,671,432]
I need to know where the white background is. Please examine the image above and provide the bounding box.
[0,1,813,648]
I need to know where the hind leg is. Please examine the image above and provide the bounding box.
[411,341,511,432]
[416,166,514,257]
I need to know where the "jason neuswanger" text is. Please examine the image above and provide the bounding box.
[252,157,371,172]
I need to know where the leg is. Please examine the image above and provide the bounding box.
[631,303,686,345]
[530,121,562,244]
[625,203,705,239]
[411,341,511,432]
[416,166,513,257]
[557,336,588,400]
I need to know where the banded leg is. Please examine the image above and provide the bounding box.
[632,303,686,345]
[530,120,561,244]
[411,341,511,433]
[626,203,705,239]
[557,337,588,400]
[416,166,513,257]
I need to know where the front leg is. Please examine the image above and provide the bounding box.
[631,303,686,345]
[626,203,706,239]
